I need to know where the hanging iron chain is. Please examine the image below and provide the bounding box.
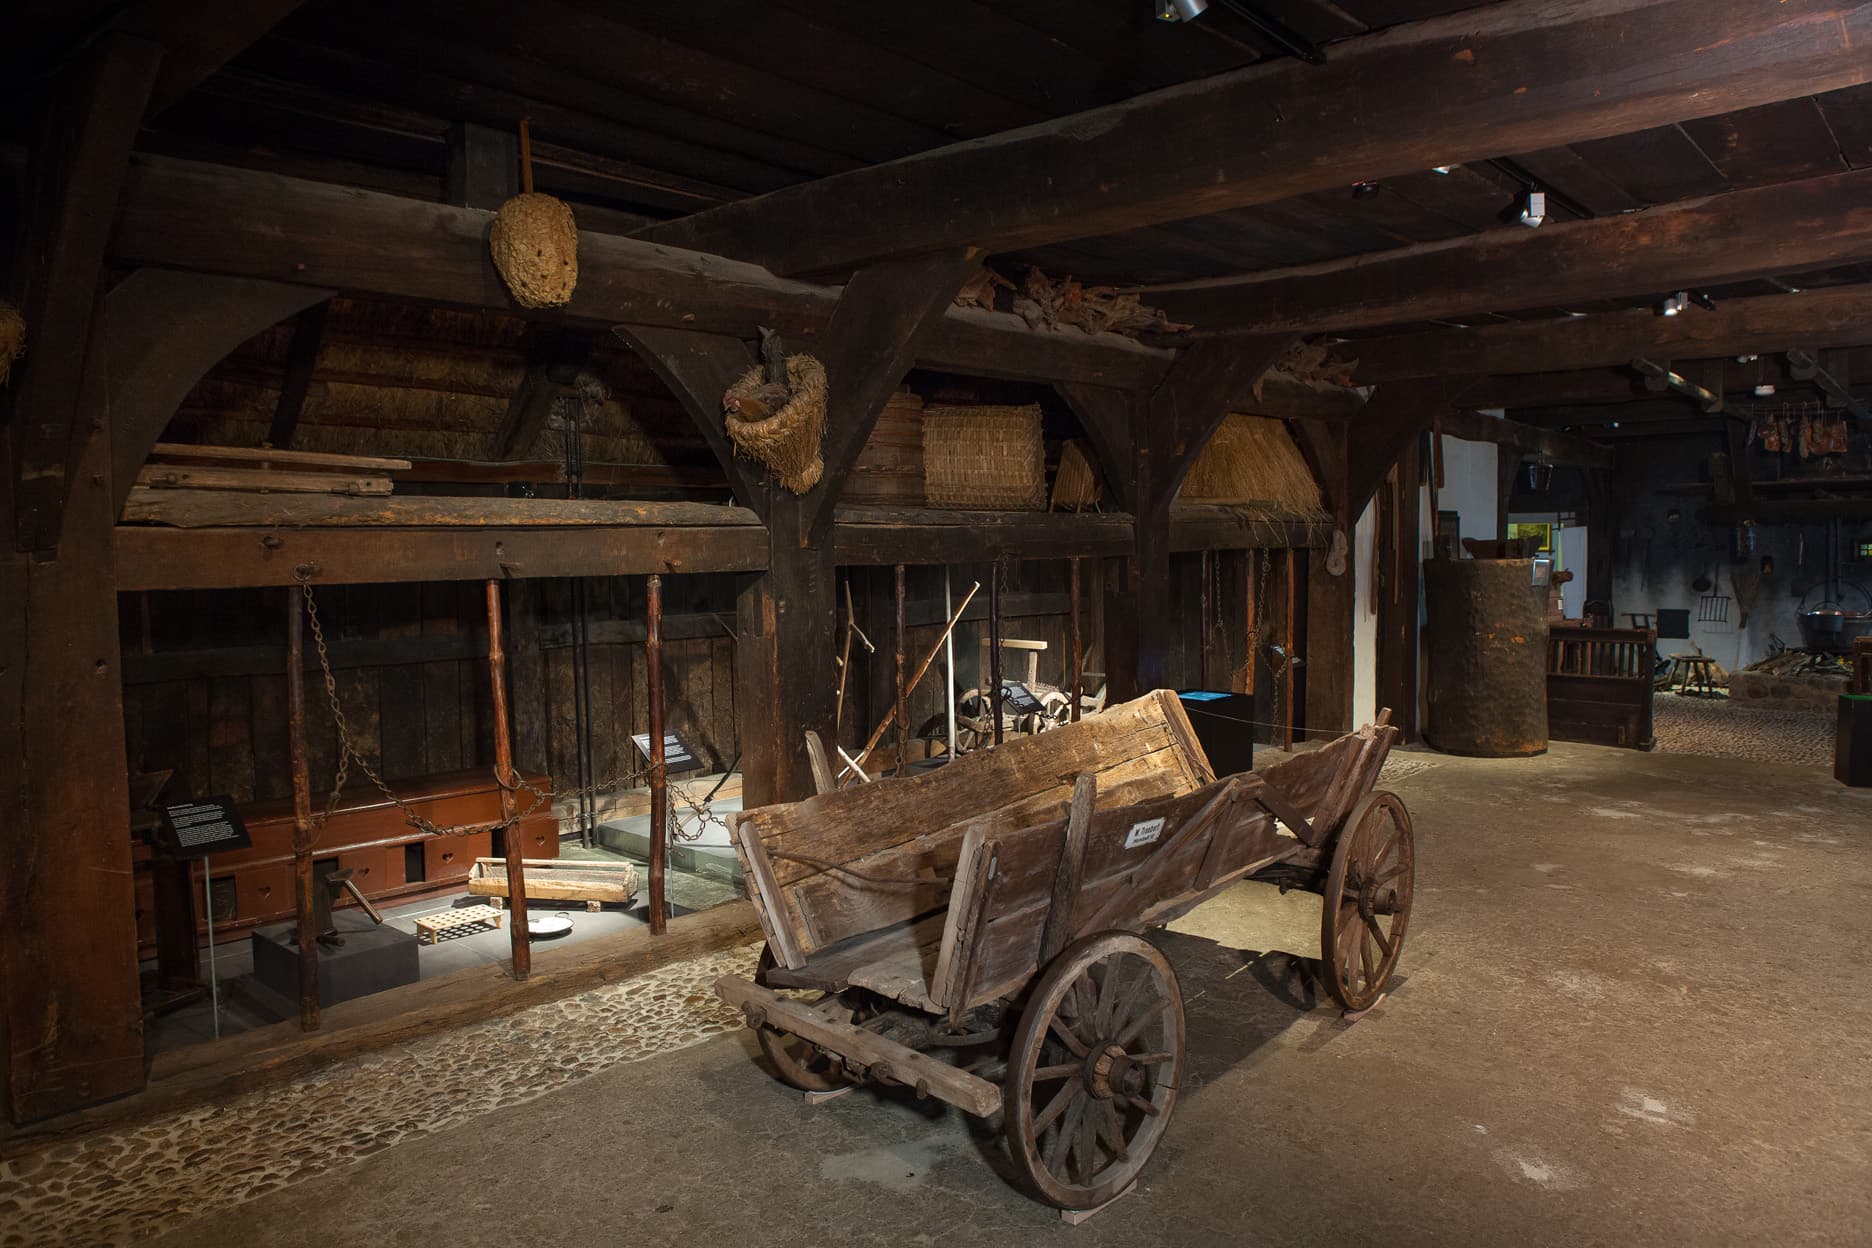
[295,574,722,845]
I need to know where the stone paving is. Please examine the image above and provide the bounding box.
[1651,690,1835,766]
[0,943,763,1248]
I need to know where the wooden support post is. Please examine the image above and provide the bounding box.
[646,573,669,934]
[989,562,1004,745]
[1376,438,1424,741]
[894,564,908,777]
[8,32,162,553]
[1069,557,1083,722]
[267,301,328,451]
[485,579,531,976]
[285,588,321,1028]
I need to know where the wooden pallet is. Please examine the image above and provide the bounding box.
[413,904,504,945]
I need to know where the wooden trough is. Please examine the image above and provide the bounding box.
[467,858,639,912]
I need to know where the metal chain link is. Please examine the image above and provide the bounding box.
[295,575,725,846]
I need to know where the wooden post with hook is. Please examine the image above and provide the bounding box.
[647,573,669,935]
[486,579,532,979]
[285,588,320,1030]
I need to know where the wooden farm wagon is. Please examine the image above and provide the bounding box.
[715,691,1414,1213]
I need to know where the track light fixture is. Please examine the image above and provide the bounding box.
[1156,0,1208,19]
[1658,291,1688,317]
[1351,181,1381,200]
[1517,188,1546,228]
[1690,290,1717,312]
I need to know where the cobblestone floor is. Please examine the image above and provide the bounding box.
[1652,691,1835,765]
[0,943,763,1248]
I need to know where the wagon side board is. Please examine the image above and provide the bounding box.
[737,691,1216,967]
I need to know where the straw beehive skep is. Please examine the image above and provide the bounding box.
[490,192,579,309]
[1049,437,1102,511]
[0,302,24,386]
[1179,413,1326,517]
[723,354,827,494]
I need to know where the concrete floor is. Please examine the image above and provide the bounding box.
[135,744,1872,1246]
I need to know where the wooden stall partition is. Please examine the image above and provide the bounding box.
[1546,624,1657,750]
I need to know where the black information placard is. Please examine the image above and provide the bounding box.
[999,680,1043,715]
[156,796,253,860]
[630,730,705,774]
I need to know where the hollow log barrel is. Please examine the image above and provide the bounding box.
[1424,558,1549,756]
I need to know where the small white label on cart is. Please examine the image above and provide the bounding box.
[1124,817,1165,849]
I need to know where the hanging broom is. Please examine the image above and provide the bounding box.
[489,119,578,309]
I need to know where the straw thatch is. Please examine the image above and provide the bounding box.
[1178,414,1326,516]
[724,353,827,494]
[489,192,579,309]
[1049,437,1102,512]
[0,302,24,386]
[924,404,1045,510]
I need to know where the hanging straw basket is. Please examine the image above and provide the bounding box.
[0,302,24,387]
[923,404,1045,511]
[489,192,579,309]
[1049,437,1102,512]
[724,354,828,494]
[1179,413,1326,516]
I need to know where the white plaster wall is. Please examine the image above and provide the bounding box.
[1351,499,1378,731]
[1435,435,1499,543]
[1557,526,1588,617]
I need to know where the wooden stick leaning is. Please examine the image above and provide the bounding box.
[847,581,980,781]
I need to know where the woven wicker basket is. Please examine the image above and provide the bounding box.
[1049,437,1102,511]
[923,404,1045,511]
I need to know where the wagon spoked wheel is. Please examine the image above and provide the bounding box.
[752,944,861,1093]
[1005,932,1186,1210]
[1320,790,1415,1012]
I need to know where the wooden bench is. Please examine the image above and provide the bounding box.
[1547,624,1656,749]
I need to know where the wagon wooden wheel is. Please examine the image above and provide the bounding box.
[1005,932,1186,1210]
[752,944,868,1092]
[1320,790,1415,1012]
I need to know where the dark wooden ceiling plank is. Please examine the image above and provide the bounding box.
[993,0,1256,101]
[386,0,947,165]
[1380,166,1520,232]
[640,0,1872,275]
[1148,168,1872,333]
[281,7,863,180]
[1340,286,1872,381]
[565,0,1046,140]
[111,155,1174,392]
[1816,83,1872,168]
[1567,124,1730,205]
[1680,98,1851,188]
[110,0,306,115]
[239,36,811,194]
[1501,145,1647,215]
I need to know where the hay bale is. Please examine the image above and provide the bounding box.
[924,404,1045,510]
[1049,437,1102,512]
[0,302,24,386]
[724,354,827,494]
[1178,414,1325,516]
[489,192,579,309]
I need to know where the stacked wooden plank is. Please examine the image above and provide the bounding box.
[126,442,412,519]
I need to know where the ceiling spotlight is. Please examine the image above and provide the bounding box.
[1156,0,1208,19]
[1658,291,1689,317]
[1431,165,1456,175]
[1518,189,1546,228]
[1690,290,1717,312]
[1737,354,1758,363]
[1754,384,1777,397]
[1351,181,1381,200]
